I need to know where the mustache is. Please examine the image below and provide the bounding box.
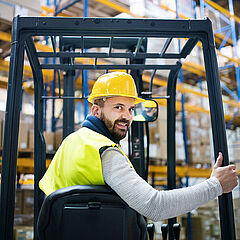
[114,119,130,127]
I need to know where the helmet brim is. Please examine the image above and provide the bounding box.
[88,94,145,104]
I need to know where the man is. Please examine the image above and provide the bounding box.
[133,100,158,122]
[39,71,238,221]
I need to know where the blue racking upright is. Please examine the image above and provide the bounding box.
[200,0,240,128]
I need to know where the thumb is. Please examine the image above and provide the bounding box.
[214,152,223,169]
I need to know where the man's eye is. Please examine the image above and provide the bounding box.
[115,106,122,110]
[129,108,134,113]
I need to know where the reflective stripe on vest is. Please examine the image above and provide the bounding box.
[39,127,132,196]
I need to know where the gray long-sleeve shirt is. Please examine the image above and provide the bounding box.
[101,147,222,222]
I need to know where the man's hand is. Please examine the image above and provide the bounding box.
[211,152,239,193]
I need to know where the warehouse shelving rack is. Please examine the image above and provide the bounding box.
[200,0,240,129]
[0,16,236,240]
[1,1,239,117]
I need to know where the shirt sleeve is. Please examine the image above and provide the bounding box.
[101,147,222,222]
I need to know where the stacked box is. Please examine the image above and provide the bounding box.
[14,226,33,240]
[182,216,206,240]
[55,130,63,150]
[44,131,55,152]
[186,114,201,145]
[148,121,158,144]
[2,120,31,150]
[148,106,168,160]
[199,113,211,129]
[226,129,240,163]
[28,129,34,150]
[180,198,240,239]
[15,189,23,215]
[148,120,159,159]
[29,130,64,151]
[148,120,167,160]
[158,119,167,160]
[234,198,240,240]
[22,189,34,215]
[185,113,213,165]
[229,141,240,162]
[188,143,212,165]
[149,109,214,165]
[14,188,34,227]
[199,114,212,165]
[175,119,185,162]
[0,0,41,24]
[18,122,29,149]
[158,106,167,160]
[187,144,201,164]
[0,119,3,147]
[199,128,211,145]
[14,214,34,227]
[186,114,201,164]
[0,3,14,22]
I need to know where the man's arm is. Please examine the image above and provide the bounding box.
[101,148,227,221]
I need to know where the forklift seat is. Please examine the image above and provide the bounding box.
[37,185,147,240]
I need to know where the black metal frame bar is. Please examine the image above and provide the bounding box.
[25,37,46,236]
[0,16,235,240]
[60,38,76,139]
[167,62,182,239]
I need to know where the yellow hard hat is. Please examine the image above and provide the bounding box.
[88,72,144,104]
[143,100,157,108]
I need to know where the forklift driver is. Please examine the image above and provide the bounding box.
[39,71,238,222]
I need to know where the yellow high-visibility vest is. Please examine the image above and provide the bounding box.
[132,114,146,121]
[39,127,132,196]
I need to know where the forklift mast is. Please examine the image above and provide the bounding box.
[0,16,236,240]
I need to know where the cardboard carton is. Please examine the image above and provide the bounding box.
[22,189,34,215]
[44,132,55,152]
[14,226,33,240]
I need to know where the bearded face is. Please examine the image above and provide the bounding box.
[92,96,135,141]
[100,112,130,141]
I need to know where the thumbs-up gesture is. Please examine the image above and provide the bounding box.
[211,152,239,193]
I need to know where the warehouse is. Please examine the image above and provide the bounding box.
[0,0,239,240]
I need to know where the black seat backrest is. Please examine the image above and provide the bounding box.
[37,185,147,240]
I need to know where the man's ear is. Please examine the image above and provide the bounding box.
[92,104,101,118]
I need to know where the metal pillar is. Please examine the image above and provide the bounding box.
[0,16,25,240]
[176,1,192,239]
[83,0,88,118]
[167,62,181,240]
[62,44,75,138]
[201,21,236,239]
[130,50,146,178]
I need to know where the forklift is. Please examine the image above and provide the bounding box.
[0,16,236,240]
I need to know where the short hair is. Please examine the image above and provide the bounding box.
[93,98,106,107]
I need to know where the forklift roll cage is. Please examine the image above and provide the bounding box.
[0,16,236,240]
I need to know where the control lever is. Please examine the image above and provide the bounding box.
[161,224,168,240]
[173,223,181,240]
[147,223,155,240]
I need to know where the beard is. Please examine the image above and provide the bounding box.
[100,112,130,141]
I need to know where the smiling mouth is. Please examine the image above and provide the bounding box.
[116,122,129,130]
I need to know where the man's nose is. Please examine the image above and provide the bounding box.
[122,110,132,120]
